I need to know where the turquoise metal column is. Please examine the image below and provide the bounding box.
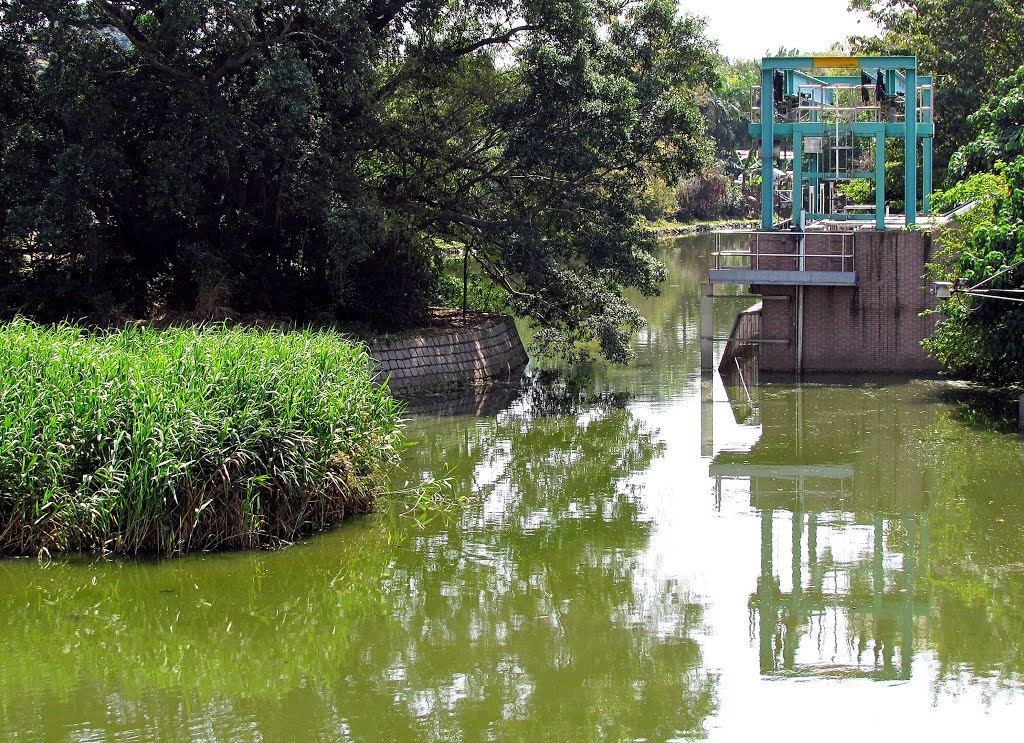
[922,81,933,212]
[923,137,933,212]
[875,131,886,230]
[761,66,775,230]
[904,66,917,226]
[792,133,803,226]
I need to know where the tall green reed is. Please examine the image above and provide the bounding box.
[0,320,403,555]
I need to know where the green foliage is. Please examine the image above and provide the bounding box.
[837,178,874,204]
[435,259,511,313]
[922,64,1024,384]
[703,56,757,158]
[849,0,1024,181]
[638,175,679,221]
[0,320,403,555]
[674,163,744,221]
[927,170,1009,272]
[0,0,718,362]
[948,65,1024,181]
[923,159,1024,384]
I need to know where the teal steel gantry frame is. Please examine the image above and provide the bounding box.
[750,56,934,230]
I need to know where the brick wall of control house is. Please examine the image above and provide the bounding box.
[748,230,941,373]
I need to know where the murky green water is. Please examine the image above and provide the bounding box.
[4,236,1024,741]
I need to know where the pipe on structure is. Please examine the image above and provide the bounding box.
[796,286,804,375]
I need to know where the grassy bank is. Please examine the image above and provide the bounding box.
[0,321,402,556]
[643,218,758,236]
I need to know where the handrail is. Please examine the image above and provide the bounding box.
[714,230,857,273]
[749,83,933,125]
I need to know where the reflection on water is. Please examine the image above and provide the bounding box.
[2,236,1024,741]
[710,376,1024,696]
[713,384,929,680]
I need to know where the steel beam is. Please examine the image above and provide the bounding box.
[760,66,775,230]
[875,131,886,230]
[904,67,917,225]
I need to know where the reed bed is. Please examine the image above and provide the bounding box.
[0,320,403,556]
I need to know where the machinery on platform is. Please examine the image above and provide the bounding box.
[751,56,934,230]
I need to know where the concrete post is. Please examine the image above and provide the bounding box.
[923,136,933,212]
[875,131,886,231]
[700,281,714,371]
[700,374,714,458]
[923,82,934,212]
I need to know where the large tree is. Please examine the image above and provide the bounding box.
[923,66,1024,385]
[849,0,1024,182]
[0,0,717,361]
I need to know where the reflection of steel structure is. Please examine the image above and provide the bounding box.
[703,383,930,678]
[743,505,926,679]
[752,56,934,230]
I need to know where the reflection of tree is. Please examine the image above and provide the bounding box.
[351,382,717,742]
[921,407,1024,689]
[0,523,401,739]
[587,236,748,398]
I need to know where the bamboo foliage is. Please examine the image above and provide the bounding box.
[0,320,403,555]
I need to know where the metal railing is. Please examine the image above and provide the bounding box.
[750,84,933,125]
[713,231,857,273]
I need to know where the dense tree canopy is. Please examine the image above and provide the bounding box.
[0,0,717,361]
[849,0,1024,181]
[924,66,1024,385]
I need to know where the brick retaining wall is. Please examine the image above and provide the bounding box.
[368,314,529,395]
[752,230,941,373]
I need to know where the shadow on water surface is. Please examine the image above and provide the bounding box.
[930,383,1022,434]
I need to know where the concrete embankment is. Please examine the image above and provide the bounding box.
[368,314,529,395]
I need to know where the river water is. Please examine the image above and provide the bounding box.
[3,236,1024,741]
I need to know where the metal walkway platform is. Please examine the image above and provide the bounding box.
[708,269,857,286]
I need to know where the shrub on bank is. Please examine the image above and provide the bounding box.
[0,321,402,556]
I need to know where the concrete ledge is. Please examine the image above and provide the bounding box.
[709,269,858,286]
[368,314,528,395]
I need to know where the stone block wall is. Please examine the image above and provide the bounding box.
[368,314,529,395]
[753,230,941,373]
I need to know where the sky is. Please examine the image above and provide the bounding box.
[679,0,881,60]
